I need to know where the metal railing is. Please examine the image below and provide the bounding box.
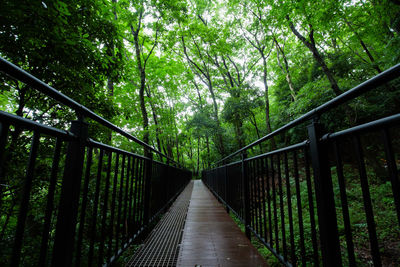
[0,57,191,267]
[203,64,400,267]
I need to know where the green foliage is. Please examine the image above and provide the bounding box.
[1,0,400,264]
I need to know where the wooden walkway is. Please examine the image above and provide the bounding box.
[177,180,267,267]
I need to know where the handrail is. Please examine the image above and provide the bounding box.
[0,110,75,139]
[0,56,180,166]
[204,63,400,267]
[214,63,400,165]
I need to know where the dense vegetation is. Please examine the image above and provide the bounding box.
[1,0,399,171]
[1,0,400,265]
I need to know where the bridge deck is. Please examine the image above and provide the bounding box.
[177,180,267,267]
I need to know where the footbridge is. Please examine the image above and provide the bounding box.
[0,57,399,266]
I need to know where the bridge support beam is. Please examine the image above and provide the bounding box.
[307,119,342,267]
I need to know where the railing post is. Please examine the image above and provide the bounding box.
[241,152,251,240]
[143,153,153,224]
[52,119,88,267]
[225,164,229,213]
[164,158,170,211]
[307,119,342,267]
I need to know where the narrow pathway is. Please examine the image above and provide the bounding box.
[126,181,193,267]
[177,180,267,267]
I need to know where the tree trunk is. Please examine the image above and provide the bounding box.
[250,111,263,153]
[206,79,225,156]
[181,35,225,156]
[206,135,211,167]
[274,38,297,101]
[287,17,342,97]
[196,136,200,176]
[146,87,162,154]
[261,54,276,149]
[106,79,114,144]
[233,117,245,149]
[133,29,150,156]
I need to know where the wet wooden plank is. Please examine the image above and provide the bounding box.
[177,180,268,267]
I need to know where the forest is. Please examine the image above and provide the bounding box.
[0,0,399,172]
[1,0,400,266]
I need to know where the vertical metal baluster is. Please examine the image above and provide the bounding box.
[217,167,220,198]
[250,161,256,232]
[277,153,287,260]
[253,160,259,233]
[98,151,112,265]
[381,128,400,226]
[143,154,153,225]
[88,149,104,267]
[38,137,62,266]
[233,164,237,213]
[139,158,146,226]
[155,164,161,213]
[256,159,263,237]
[225,164,230,213]
[254,159,260,235]
[11,131,40,267]
[294,150,306,266]
[163,162,168,209]
[166,163,171,206]
[266,156,273,247]
[220,166,223,200]
[238,163,243,219]
[271,155,279,253]
[333,141,356,267]
[0,122,9,211]
[284,152,296,265]
[260,157,268,243]
[151,163,156,216]
[236,164,241,218]
[304,147,319,266]
[215,167,218,198]
[107,153,119,262]
[137,158,144,228]
[133,158,141,232]
[128,157,136,236]
[215,168,217,195]
[353,135,381,266]
[115,154,125,255]
[75,147,93,267]
[222,166,224,200]
[217,167,219,197]
[248,161,253,230]
[257,159,265,237]
[242,152,251,239]
[163,164,167,211]
[122,156,131,246]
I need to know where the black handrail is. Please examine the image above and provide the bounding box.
[0,57,180,166]
[204,63,400,267]
[0,57,192,267]
[214,63,400,165]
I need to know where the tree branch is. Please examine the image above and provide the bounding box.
[143,17,161,69]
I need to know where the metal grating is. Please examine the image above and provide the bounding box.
[126,181,193,267]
